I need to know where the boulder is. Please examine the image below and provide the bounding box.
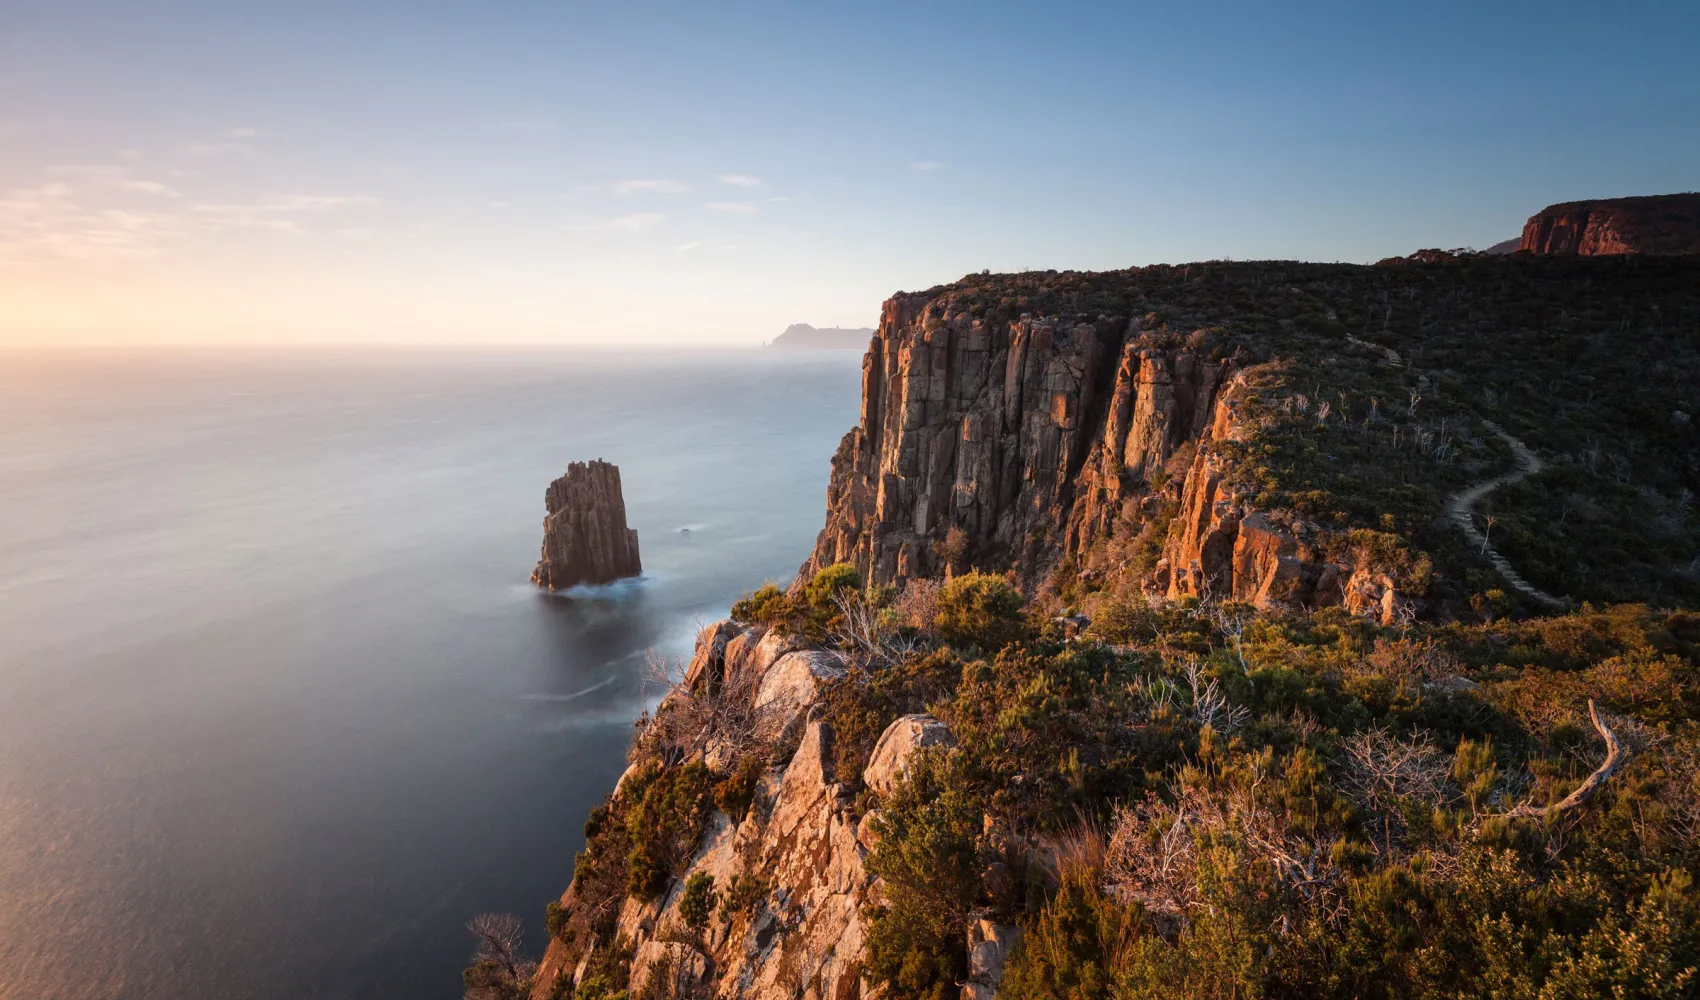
[754,651,845,740]
[863,714,954,798]
[685,619,741,691]
[724,627,801,695]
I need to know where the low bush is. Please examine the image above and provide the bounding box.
[934,571,1028,651]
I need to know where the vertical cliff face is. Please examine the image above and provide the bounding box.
[798,282,1423,619]
[532,459,642,590]
[1519,193,1700,256]
[800,292,1243,591]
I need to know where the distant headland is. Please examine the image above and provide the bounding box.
[766,323,874,350]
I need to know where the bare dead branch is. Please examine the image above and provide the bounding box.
[1503,700,1626,819]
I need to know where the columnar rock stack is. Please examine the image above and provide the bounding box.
[531,459,641,590]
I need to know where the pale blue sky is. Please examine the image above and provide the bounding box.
[2,1,1696,345]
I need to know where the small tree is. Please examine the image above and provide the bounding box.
[462,912,537,1000]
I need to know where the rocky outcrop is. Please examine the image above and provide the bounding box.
[531,625,969,1000]
[531,459,641,590]
[1519,193,1700,256]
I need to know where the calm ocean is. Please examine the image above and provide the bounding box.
[0,348,863,999]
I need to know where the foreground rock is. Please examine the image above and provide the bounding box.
[529,622,985,1000]
[531,459,641,590]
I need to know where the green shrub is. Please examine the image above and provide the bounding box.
[934,571,1027,651]
[999,867,1137,1000]
[805,562,863,610]
[678,872,715,932]
[864,748,986,1000]
[819,648,963,787]
[711,753,765,821]
[622,762,714,899]
[730,583,790,625]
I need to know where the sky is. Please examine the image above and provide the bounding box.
[1,0,1697,347]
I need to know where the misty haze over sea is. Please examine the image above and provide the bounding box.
[0,349,862,999]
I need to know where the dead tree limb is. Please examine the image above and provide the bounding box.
[1504,700,1625,820]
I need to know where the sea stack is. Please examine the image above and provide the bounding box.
[531,459,641,591]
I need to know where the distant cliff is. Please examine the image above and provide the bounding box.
[532,460,641,590]
[769,323,874,350]
[1519,192,1700,255]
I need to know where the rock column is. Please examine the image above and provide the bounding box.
[531,459,641,590]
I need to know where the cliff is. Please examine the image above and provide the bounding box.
[528,621,998,1000]
[1518,192,1700,255]
[532,460,642,590]
[801,256,1700,616]
[511,254,1700,1000]
[770,323,876,350]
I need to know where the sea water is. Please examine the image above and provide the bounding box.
[0,348,862,999]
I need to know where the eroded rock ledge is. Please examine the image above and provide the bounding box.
[532,459,641,590]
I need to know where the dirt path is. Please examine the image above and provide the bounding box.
[1346,334,1402,365]
[1445,422,1567,608]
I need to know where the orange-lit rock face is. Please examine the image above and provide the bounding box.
[1519,193,1700,256]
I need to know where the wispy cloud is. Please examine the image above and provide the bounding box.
[765,196,795,203]
[613,179,687,195]
[674,241,701,252]
[186,128,260,156]
[911,161,942,171]
[48,165,182,198]
[716,174,762,187]
[705,201,758,213]
[192,194,378,233]
[570,212,668,234]
[0,160,377,263]
[0,182,180,260]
